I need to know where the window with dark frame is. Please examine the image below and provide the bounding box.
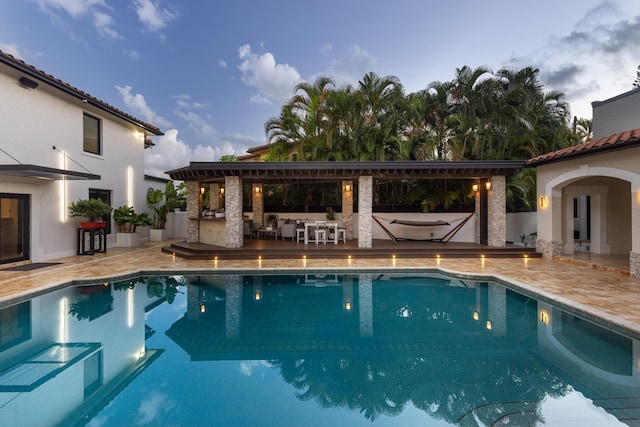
[83,113,101,155]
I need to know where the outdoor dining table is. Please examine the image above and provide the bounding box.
[304,221,339,244]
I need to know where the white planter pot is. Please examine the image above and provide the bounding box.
[116,233,138,247]
[149,228,167,242]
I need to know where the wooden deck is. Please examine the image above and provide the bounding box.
[162,238,541,260]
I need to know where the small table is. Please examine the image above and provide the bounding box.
[304,222,339,244]
[258,228,281,240]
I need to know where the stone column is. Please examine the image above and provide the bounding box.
[488,283,506,337]
[253,184,264,227]
[358,176,373,248]
[474,186,481,244]
[342,180,354,239]
[487,175,506,247]
[631,188,640,278]
[358,274,373,337]
[224,176,243,248]
[209,183,220,212]
[186,181,200,243]
[225,274,242,339]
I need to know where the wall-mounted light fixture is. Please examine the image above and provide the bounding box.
[540,311,549,324]
[200,187,205,195]
[254,186,261,194]
[220,188,225,195]
[19,76,38,89]
[485,180,492,191]
[472,183,479,192]
[344,183,352,192]
[540,196,546,208]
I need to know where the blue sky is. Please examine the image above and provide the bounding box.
[1,0,639,177]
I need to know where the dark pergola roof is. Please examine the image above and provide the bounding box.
[167,161,525,184]
[0,164,100,181]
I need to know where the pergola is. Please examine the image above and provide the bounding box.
[167,160,525,248]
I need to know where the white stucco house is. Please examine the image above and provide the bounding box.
[529,88,640,277]
[0,50,164,265]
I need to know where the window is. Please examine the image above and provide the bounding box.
[0,194,30,264]
[83,113,101,155]
[84,350,103,398]
[89,189,112,234]
[0,301,31,351]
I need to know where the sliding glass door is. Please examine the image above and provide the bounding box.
[0,194,30,264]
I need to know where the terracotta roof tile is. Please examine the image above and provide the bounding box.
[0,50,163,136]
[527,128,640,166]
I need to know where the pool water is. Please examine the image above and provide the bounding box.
[0,272,639,426]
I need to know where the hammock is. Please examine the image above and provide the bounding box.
[372,213,474,243]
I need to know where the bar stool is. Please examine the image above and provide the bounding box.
[337,228,346,243]
[296,227,305,243]
[315,221,327,244]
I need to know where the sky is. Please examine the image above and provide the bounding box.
[1,0,639,178]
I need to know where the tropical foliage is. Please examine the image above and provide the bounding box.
[263,67,588,210]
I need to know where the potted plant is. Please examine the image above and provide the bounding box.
[266,213,279,230]
[325,207,335,221]
[147,181,177,241]
[113,206,152,247]
[68,198,112,229]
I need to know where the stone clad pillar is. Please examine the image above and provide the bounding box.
[342,180,354,239]
[358,176,373,248]
[225,176,243,248]
[631,187,640,278]
[186,181,200,243]
[253,184,264,227]
[487,175,506,247]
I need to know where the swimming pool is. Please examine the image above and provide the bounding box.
[0,271,638,426]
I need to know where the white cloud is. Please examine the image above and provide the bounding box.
[115,84,171,128]
[218,59,227,68]
[144,129,252,177]
[33,0,121,39]
[0,43,22,58]
[324,44,376,87]
[319,42,333,54]
[123,49,140,60]
[238,44,302,104]
[93,10,121,39]
[176,110,214,138]
[132,0,177,33]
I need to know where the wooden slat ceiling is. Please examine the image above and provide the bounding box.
[167,161,525,184]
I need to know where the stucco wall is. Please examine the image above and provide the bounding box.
[0,69,153,261]
[592,88,640,139]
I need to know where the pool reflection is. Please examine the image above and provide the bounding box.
[1,272,639,426]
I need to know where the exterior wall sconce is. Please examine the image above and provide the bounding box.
[220,188,225,195]
[200,187,205,195]
[540,311,549,324]
[485,180,491,191]
[540,196,546,208]
[344,184,352,192]
[254,186,261,193]
[472,183,479,192]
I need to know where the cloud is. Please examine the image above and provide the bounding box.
[218,59,227,68]
[115,84,171,128]
[323,44,376,87]
[32,0,121,39]
[238,44,302,105]
[0,43,22,58]
[175,111,214,138]
[132,0,177,33]
[134,391,176,426]
[319,43,333,54]
[144,129,257,177]
[123,49,140,60]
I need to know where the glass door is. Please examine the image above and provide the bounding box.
[0,194,30,264]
